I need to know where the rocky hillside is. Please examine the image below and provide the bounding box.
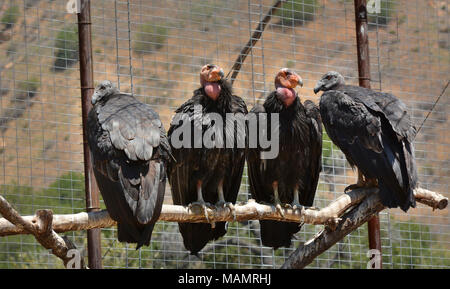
[0,0,448,219]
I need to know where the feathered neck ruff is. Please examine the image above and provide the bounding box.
[263,91,308,145]
[263,90,305,118]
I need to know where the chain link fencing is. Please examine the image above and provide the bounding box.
[0,0,448,268]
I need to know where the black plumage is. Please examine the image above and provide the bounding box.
[247,69,322,249]
[87,80,170,249]
[315,71,418,212]
[167,64,248,255]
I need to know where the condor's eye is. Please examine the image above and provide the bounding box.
[326,75,332,80]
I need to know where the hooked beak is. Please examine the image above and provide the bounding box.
[207,66,224,82]
[91,91,99,105]
[313,80,323,94]
[296,75,303,88]
[279,72,303,89]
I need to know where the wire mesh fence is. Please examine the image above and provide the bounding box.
[0,0,448,269]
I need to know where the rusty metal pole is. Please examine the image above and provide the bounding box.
[354,0,382,268]
[77,0,103,269]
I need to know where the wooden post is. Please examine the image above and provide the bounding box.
[77,0,103,269]
[354,0,382,268]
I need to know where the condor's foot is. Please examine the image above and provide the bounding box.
[271,181,285,218]
[345,183,367,192]
[215,180,236,220]
[274,202,285,218]
[345,171,377,192]
[258,200,285,218]
[284,187,303,212]
[285,201,304,212]
[344,179,378,192]
[188,201,213,222]
[216,200,236,221]
[215,200,235,212]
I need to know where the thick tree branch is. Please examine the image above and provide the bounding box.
[0,195,85,268]
[0,187,446,268]
[413,187,448,210]
[0,190,368,236]
[280,187,448,269]
[0,187,446,237]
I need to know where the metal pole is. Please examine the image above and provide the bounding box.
[77,0,103,269]
[353,0,382,268]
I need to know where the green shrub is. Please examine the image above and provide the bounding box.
[44,171,85,208]
[17,77,40,98]
[1,6,20,30]
[0,171,85,215]
[53,26,79,71]
[275,0,318,26]
[6,43,17,56]
[322,217,450,269]
[133,22,168,54]
[0,172,86,268]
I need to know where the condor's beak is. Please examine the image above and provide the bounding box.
[207,66,224,82]
[296,75,303,87]
[313,80,324,94]
[281,73,302,89]
[91,91,99,104]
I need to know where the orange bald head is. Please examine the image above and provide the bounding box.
[200,64,224,84]
[200,64,225,101]
[274,68,303,107]
[274,68,303,89]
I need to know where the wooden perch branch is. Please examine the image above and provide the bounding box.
[157,188,370,226]
[0,189,369,236]
[281,187,448,269]
[0,195,85,268]
[413,187,448,210]
[0,187,446,268]
[0,187,446,238]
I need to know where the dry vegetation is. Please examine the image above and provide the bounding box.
[0,0,448,267]
[0,0,448,215]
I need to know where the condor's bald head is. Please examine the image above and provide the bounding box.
[274,68,303,107]
[200,64,225,101]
